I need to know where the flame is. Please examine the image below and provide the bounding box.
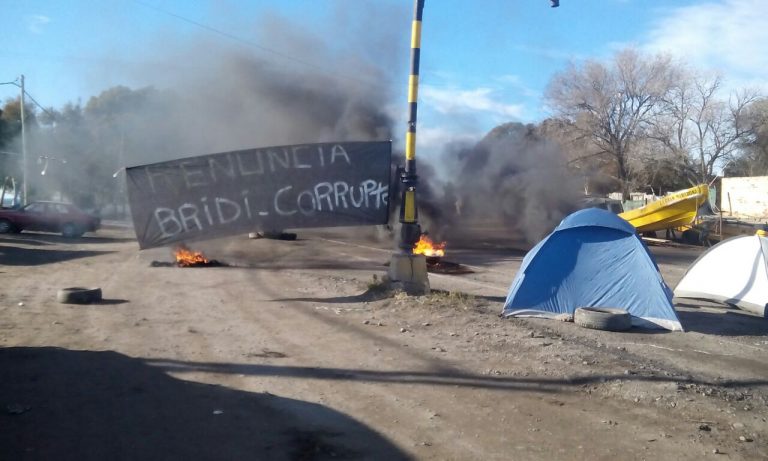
[174,245,210,267]
[412,234,446,257]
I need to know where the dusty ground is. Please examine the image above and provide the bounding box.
[1,225,767,460]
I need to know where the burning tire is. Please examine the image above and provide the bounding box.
[574,307,631,332]
[56,287,102,304]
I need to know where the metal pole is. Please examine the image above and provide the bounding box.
[19,74,27,205]
[0,176,7,207]
[398,0,425,252]
[118,130,125,218]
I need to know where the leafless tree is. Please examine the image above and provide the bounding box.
[545,48,679,198]
[723,98,768,176]
[651,73,760,182]
[741,98,768,173]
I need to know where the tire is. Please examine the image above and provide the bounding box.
[263,231,297,240]
[682,229,701,245]
[574,307,632,332]
[56,287,102,304]
[0,219,14,234]
[61,223,84,238]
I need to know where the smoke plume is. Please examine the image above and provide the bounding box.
[25,5,404,211]
[20,4,580,245]
[416,122,581,244]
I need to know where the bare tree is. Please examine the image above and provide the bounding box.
[545,48,679,198]
[692,82,758,181]
[652,73,760,182]
[738,98,768,174]
[647,71,694,157]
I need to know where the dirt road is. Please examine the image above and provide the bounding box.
[1,228,767,460]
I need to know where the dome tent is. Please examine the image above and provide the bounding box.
[674,234,768,317]
[502,208,682,331]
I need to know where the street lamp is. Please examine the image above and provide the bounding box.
[111,167,129,219]
[39,155,67,176]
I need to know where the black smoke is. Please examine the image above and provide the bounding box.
[23,4,580,245]
[413,122,581,244]
[26,4,406,212]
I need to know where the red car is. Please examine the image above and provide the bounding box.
[0,201,100,238]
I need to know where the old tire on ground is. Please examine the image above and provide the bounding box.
[57,287,102,304]
[0,218,15,234]
[574,307,632,332]
[263,231,297,241]
[61,222,84,238]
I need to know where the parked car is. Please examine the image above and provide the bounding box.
[578,196,625,214]
[0,201,101,237]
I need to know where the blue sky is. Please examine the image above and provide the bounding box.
[2,0,767,155]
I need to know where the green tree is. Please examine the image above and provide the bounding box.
[0,98,36,198]
[30,86,173,209]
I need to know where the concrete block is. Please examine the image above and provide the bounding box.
[388,253,430,295]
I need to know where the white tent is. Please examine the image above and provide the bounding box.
[674,234,768,317]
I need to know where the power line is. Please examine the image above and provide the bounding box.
[23,90,56,119]
[1,76,57,119]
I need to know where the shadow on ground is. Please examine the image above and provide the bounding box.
[647,245,703,266]
[0,245,113,266]
[275,287,398,304]
[0,233,134,245]
[677,307,768,336]
[0,347,410,461]
[276,288,507,306]
[94,299,131,305]
[147,357,768,392]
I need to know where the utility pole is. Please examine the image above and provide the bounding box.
[19,74,27,205]
[386,0,558,294]
[388,0,430,294]
[399,0,424,252]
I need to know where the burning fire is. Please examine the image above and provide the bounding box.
[412,234,446,258]
[174,245,210,267]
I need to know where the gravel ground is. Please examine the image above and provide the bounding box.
[0,227,766,460]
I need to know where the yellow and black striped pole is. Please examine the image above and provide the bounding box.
[398,0,425,252]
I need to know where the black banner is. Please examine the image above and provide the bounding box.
[126,141,392,249]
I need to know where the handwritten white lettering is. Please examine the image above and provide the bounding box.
[215,197,241,224]
[155,208,182,238]
[178,203,203,232]
[274,186,297,216]
[180,161,208,188]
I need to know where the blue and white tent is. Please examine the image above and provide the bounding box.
[502,208,683,331]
